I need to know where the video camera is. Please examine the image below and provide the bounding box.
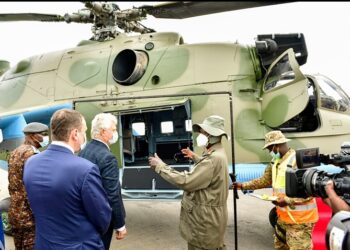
[285,143,350,201]
[285,143,350,250]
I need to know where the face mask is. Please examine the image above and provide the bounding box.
[196,133,208,147]
[80,132,87,151]
[39,135,49,148]
[270,146,281,160]
[270,151,281,159]
[108,131,119,145]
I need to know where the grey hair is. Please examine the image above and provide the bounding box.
[91,113,117,139]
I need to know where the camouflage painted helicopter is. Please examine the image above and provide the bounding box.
[1,2,350,249]
[0,1,350,200]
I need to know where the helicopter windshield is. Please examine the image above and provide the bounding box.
[316,75,350,112]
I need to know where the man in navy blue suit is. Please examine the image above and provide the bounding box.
[23,109,112,249]
[79,113,126,249]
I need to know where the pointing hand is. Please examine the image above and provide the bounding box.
[181,147,194,159]
[148,153,164,169]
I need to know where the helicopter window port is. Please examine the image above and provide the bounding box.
[316,75,350,112]
[132,122,145,136]
[161,121,174,134]
[112,49,148,85]
[185,119,192,132]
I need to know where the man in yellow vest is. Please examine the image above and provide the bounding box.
[233,130,319,250]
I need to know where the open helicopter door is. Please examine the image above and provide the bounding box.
[260,48,309,128]
[110,97,193,199]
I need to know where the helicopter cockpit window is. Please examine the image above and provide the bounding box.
[264,55,294,92]
[316,75,350,112]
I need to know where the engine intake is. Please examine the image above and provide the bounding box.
[112,49,148,85]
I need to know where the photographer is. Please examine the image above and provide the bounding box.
[323,180,350,214]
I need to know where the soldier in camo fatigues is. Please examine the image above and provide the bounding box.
[233,131,318,250]
[8,122,49,250]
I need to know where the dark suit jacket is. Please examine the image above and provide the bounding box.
[79,139,126,229]
[23,144,112,250]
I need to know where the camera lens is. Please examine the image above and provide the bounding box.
[302,168,317,197]
[302,169,331,198]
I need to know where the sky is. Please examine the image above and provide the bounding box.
[1,2,350,94]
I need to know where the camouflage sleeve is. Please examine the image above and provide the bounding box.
[242,164,272,190]
[8,147,34,189]
[23,149,35,162]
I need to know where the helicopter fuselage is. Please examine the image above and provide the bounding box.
[1,32,349,165]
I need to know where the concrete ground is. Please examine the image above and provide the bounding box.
[4,189,275,250]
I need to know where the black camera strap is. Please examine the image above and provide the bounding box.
[274,222,286,244]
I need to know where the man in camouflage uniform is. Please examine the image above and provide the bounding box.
[149,115,229,250]
[8,122,49,250]
[233,130,319,250]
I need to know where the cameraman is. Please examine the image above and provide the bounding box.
[233,131,319,250]
[323,180,350,213]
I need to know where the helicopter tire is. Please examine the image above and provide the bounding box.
[269,206,277,228]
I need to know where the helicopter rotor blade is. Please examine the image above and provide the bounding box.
[141,2,293,19]
[0,13,65,22]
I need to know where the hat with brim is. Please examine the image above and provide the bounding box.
[192,115,227,138]
[262,130,290,149]
[23,122,49,134]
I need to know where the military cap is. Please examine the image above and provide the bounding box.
[262,130,290,149]
[23,122,48,134]
[193,115,227,138]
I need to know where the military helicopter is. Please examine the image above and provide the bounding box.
[2,2,350,249]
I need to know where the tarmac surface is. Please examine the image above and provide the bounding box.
[4,188,275,250]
